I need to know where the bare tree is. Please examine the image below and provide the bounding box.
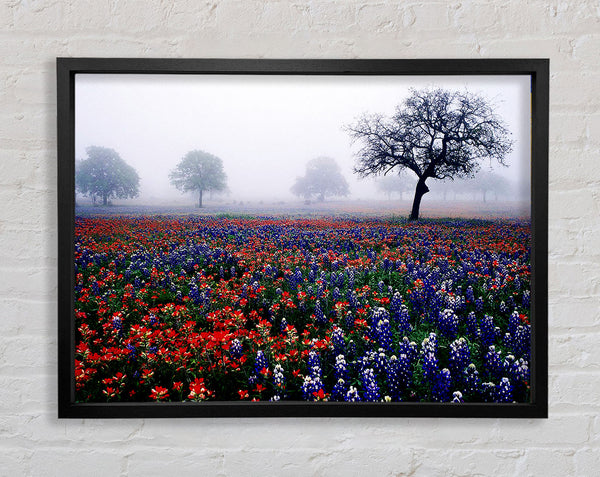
[347,88,513,219]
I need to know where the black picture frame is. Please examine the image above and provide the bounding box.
[57,58,548,418]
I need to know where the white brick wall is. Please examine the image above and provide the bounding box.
[1,1,598,475]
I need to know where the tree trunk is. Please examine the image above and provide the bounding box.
[102,193,108,206]
[409,178,429,220]
[198,189,203,208]
[483,190,487,203]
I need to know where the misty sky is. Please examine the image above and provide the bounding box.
[75,73,531,203]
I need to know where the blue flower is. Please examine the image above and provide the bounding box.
[361,368,381,402]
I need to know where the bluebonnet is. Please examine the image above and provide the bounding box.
[508,309,521,336]
[302,352,325,401]
[111,315,122,332]
[370,308,393,351]
[345,386,361,402]
[494,377,513,403]
[254,350,269,376]
[307,350,321,372]
[421,333,439,382]
[332,287,341,303]
[481,382,496,402]
[484,345,503,380]
[230,338,243,359]
[385,354,412,400]
[522,289,530,308]
[466,311,478,338]
[361,368,381,402]
[331,326,345,354]
[432,368,452,402]
[280,318,288,335]
[463,363,481,396]
[451,391,464,403]
[514,324,531,360]
[466,285,475,303]
[331,355,349,401]
[398,336,418,362]
[448,337,471,379]
[314,300,326,326]
[438,309,459,338]
[126,344,137,361]
[479,315,496,349]
[344,311,354,330]
[272,364,286,400]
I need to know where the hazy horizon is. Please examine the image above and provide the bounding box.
[75,73,531,213]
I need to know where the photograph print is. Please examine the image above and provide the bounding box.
[62,59,547,417]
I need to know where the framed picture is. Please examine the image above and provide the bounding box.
[57,58,548,418]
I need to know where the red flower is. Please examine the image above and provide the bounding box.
[150,386,170,401]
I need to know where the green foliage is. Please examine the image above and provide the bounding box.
[291,156,350,201]
[76,146,140,205]
[169,150,228,207]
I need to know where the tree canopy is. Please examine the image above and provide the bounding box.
[291,156,350,202]
[347,88,513,219]
[169,150,227,208]
[75,146,140,206]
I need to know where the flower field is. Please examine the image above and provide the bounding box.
[74,215,531,403]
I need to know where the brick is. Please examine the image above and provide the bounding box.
[548,296,600,328]
[552,71,600,110]
[575,448,600,476]
[0,335,56,374]
[551,332,600,369]
[0,449,32,477]
[409,3,454,32]
[572,34,600,66]
[551,373,600,406]
[1,298,54,336]
[549,188,599,220]
[548,261,600,298]
[0,266,56,301]
[11,1,67,32]
[126,448,222,476]
[478,37,576,71]
[521,449,577,476]
[586,113,600,145]
[30,449,123,477]
[551,112,587,144]
[356,3,403,33]
[493,415,590,446]
[413,448,522,476]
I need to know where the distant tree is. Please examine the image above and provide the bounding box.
[375,173,413,201]
[467,170,511,202]
[75,146,140,206]
[169,150,227,208]
[291,157,350,201]
[347,88,513,219]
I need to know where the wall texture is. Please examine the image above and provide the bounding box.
[1,1,599,476]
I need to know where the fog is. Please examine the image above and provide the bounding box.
[75,73,531,210]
